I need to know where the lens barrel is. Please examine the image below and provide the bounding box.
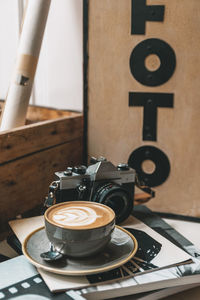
[92,183,133,224]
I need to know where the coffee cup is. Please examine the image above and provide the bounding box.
[44,201,115,258]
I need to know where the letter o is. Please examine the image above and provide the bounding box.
[130,38,176,86]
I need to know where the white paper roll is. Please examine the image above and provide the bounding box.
[0,0,51,131]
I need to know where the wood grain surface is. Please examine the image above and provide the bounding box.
[0,138,83,237]
[0,104,83,239]
[0,115,83,164]
[163,286,200,300]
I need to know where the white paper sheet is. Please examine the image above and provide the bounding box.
[9,215,192,293]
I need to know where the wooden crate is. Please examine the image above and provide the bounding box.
[86,0,200,217]
[0,101,83,239]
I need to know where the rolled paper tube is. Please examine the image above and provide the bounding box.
[0,0,51,131]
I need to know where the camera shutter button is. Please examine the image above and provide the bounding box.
[64,167,73,176]
[117,163,129,171]
[64,170,72,176]
[73,165,87,175]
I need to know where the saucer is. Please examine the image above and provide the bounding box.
[22,225,138,276]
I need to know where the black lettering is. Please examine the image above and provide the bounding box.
[130,38,176,86]
[129,92,174,141]
[131,0,165,35]
[128,146,170,187]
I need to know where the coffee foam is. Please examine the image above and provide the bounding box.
[46,202,115,229]
[52,206,100,227]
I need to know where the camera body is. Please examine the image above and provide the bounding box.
[45,157,136,223]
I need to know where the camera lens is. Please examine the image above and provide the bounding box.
[92,183,133,223]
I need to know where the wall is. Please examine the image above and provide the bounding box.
[0,0,83,112]
[87,0,200,216]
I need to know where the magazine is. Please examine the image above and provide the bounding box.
[75,206,200,299]
[0,249,198,300]
[115,284,200,300]
[75,284,199,300]
[9,213,192,292]
[0,255,85,300]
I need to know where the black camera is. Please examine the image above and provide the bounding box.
[45,157,136,223]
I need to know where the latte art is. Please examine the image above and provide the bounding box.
[52,206,101,227]
[46,201,115,229]
[45,201,116,257]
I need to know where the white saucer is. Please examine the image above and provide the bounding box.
[22,225,138,276]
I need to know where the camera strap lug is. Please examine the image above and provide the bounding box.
[77,184,87,200]
[44,181,59,208]
[135,175,155,205]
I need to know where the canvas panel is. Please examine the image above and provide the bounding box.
[87,0,200,216]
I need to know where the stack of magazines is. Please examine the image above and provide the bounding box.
[1,205,200,300]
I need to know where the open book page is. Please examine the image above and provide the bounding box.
[0,255,83,300]
[9,214,192,292]
[76,208,200,299]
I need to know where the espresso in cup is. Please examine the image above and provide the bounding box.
[47,201,114,229]
[44,201,115,257]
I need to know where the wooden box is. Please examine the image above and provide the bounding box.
[86,0,200,217]
[0,102,83,239]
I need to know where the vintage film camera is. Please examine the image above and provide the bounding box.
[45,157,137,224]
